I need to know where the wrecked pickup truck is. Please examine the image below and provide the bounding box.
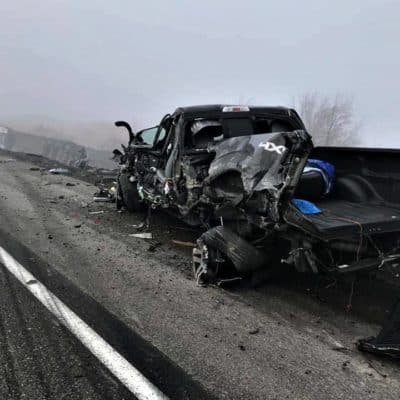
[113,104,400,285]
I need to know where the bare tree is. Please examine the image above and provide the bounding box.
[295,92,360,146]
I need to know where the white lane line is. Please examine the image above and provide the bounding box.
[0,246,168,400]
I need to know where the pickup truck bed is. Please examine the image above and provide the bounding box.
[306,200,400,238]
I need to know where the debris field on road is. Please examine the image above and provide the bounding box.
[1,149,400,399]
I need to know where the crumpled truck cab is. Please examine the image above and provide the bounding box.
[113,105,400,285]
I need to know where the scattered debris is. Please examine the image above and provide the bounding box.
[171,240,196,248]
[49,168,71,175]
[331,342,347,352]
[130,222,146,230]
[66,182,76,187]
[319,329,348,352]
[148,241,161,252]
[97,169,116,176]
[341,360,350,371]
[93,187,115,202]
[129,232,153,239]
[367,361,388,378]
[0,158,16,163]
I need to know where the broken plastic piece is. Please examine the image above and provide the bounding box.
[93,187,114,202]
[130,222,146,230]
[49,168,70,175]
[129,232,153,239]
[292,199,321,215]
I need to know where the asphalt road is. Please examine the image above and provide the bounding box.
[1,153,400,399]
[0,261,137,400]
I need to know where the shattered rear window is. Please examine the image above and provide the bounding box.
[223,117,295,138]
[184,116,296,149]
[222,118,254,138]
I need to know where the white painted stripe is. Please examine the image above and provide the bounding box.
[0,246,168,400]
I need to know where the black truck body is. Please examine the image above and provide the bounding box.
[113,105,400,285]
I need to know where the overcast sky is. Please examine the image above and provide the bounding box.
[1,0,399,145]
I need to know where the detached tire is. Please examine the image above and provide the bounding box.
[118,173,143,213]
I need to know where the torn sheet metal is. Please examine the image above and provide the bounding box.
[207,131,311,194]
[206,130,312,221]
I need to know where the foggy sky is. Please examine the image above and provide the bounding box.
[1,0,399,146]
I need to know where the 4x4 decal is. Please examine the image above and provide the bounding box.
[258,141,286,155]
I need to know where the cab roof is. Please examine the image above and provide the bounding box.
[172,104,305,129]
[175,104,291,115]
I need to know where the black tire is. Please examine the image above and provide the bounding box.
[118,173,143,213]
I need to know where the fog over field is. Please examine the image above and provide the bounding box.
[1,0,399,149]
